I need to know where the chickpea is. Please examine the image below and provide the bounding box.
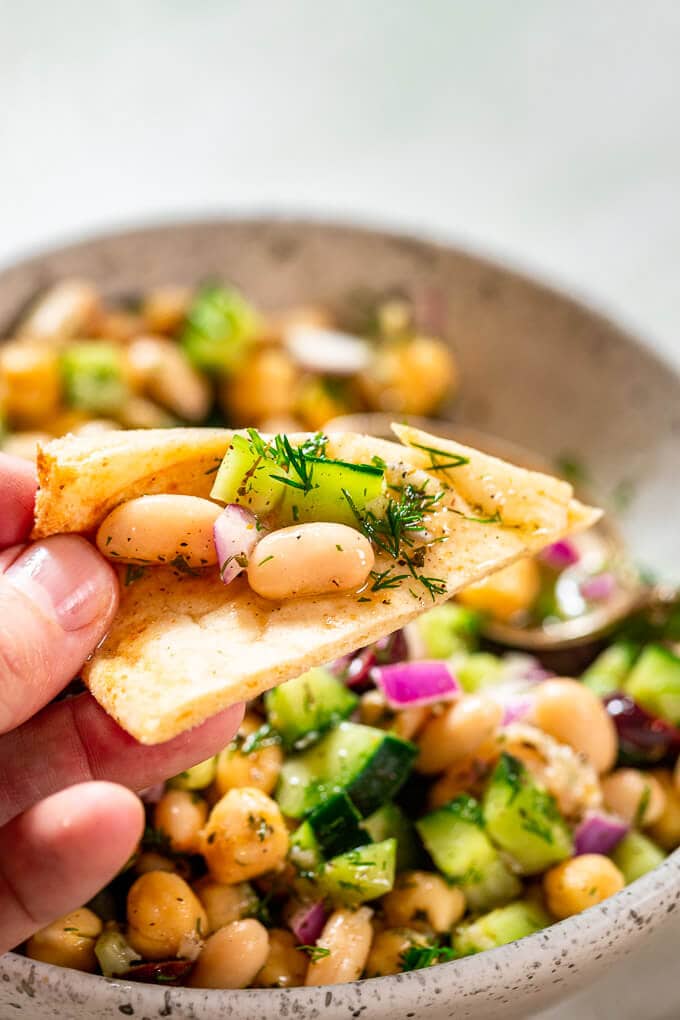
[647,769,680,851]
[529,679,617,774]
[458,558,541,623]
[221,348,297,424]
[142,286,193,334]
[134,852,178,876]
[359,689,388,727]
[216,740,283,797]
[427,747,497,809]
[26,908,102,972]
[126,335,211,421]
[382,871,466,933]
[359,336,457,416]
[416,695,503,774]
[17,278,99,342]
[47,408,91,436]
[392,705,431,741]
[254,928,307,988]
[247,523,374,601]
[544,855,625,919]
[200,787,289,884]
[193,878,258,933]
[364,928,429,978]
[154,789,208,854]
[601,769,666,827]
[96,494,221,567]
[0,341,61,425]
[305,907,373,986]
[190,919,270,989]
[295,377,352,431]
[126,871,207,960]
[96,311,146,344]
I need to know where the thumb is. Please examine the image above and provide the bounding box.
[0,535,118,733]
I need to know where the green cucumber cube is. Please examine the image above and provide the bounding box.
[265,667,358,750]
[625,644,680,725]
[483,753,572,875]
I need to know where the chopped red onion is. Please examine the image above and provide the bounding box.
[213,505,259,585]
[580,572,617,602]
[500,694,535,726]
[288,900,328,944]
[539,540,580,570]
[372,660,460,709]
[574,810,629,856]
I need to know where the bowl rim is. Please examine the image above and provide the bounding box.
[5,849,680,1007]
[2,215,680,1009]
[0,211,676,380]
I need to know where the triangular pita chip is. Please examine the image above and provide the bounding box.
[34,426,600,744]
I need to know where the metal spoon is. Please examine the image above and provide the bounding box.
[324,411,664,652]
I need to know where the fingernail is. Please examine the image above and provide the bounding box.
[6,535,117,632]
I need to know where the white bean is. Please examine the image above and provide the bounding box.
[189,919,269,989]
[304,907,373,986]
[247,523,374,600]
[96,494,221,567]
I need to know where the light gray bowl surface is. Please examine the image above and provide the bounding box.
[0,218,678,1019]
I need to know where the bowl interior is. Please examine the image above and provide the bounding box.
[1,218,679,1019]
[1,218,677,579]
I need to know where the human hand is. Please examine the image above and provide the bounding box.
[0,452,244,954]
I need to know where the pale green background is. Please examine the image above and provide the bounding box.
[1,0,679,369]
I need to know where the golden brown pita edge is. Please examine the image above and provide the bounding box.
[34,426,601,744]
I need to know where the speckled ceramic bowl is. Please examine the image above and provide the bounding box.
[0,219,679,1019]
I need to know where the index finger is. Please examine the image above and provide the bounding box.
[0,453,37,548]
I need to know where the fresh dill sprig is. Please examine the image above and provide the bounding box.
[344,484,446,600]
[239,722,281,755]
[124,564,148,586]
[407,440,470,471]
[245,430,329,495]
[400,943,457,972]
[297,945,331,962]
[369,567,410,592]
[451,508,503,525]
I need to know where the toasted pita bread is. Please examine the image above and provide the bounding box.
[34,425,600,744]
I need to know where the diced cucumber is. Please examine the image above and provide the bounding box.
[457,652,505,693]
[210,433,283,514]
[416,795,522,911]
[321,839,396,907]
[414,603,481,659]
[305,793,365,859]
[611,831,666,883]
[625,644,680,725]
[275,722,417,819]
[181,284,258,374]
[582,641,638,698]
[453,901,550,956]
[362,802,422,871]
[289,821,322,879]
[265,667,358,750]
[60,342,127,414]
[483,753,572,875]
[168,756,217,791]
[279,457,384,528]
